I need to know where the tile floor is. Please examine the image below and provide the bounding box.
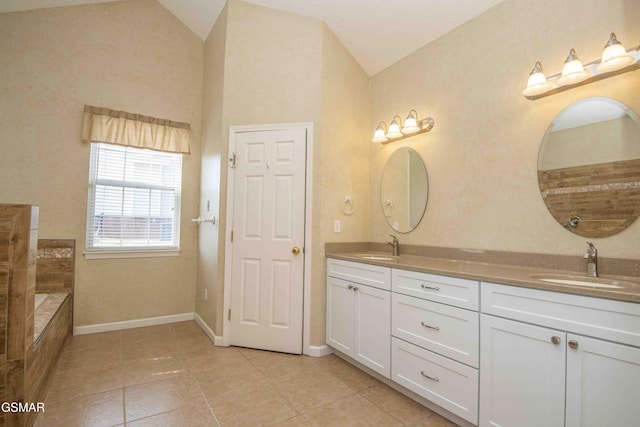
[36,321,458,426]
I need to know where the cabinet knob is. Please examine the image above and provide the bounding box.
[551,336,561,345]
[348,285,353,290]
[353,286,358,292]
[568,340,579,349]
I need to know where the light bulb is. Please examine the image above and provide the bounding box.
[522,61,552,96]
[401,111,420,134]
[557,49,590,86]
[597,33,635,73]
[371,122,388,143]
[386,117,403,139]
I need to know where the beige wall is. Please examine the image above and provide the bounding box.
[317,25,370,344]
[370,0,640,259]
[0,0,204,326]
[195,1,370,345]
[196,0,325,336]
[5,0,637,346]
[196,3,228,335]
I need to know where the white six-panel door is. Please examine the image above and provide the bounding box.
[229,128,306,354]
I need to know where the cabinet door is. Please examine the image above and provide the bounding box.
[566,334,640,427]
[326,277,354,356]
[354,284,391,377]
[480,315,565,427]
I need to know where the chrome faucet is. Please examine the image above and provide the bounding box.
[584,242,598,277]
[387,235,399,256]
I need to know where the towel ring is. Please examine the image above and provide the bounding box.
[384,200,394,217]
[343,196,355,215]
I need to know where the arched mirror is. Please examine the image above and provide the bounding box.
[381,147,428,233]
[537,97,640,237]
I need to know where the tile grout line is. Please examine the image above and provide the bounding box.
[189,357,222,426]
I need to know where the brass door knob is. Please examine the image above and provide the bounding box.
[292,246,301,255]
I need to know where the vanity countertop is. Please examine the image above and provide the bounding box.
[326,251,640,304]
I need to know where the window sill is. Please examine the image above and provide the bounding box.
[84,249,181,260]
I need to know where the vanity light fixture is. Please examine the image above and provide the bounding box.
[522,61,552,97]
[597,33,635,73]
[371,110,435,144]
[557,48,590,86]
[523,32,640,100]
[371,121,389,143]
[386,116,404,139]
[401,110,420,134]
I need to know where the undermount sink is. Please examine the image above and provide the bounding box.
[530,273,635,289]
[354,253,398,261]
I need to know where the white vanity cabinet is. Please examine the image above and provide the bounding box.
[480,282,640,427]
[326,259,391,377]
[391,269,480,424]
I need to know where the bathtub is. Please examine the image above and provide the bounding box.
[35,293,48,310]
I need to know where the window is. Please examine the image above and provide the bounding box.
[85,143,182,257]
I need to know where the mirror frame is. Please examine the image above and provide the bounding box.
[537,97,640,237]
[380,147,429,233]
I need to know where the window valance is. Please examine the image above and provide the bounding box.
[81,105,190,154]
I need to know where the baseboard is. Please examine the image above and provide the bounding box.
[73,312,195,336]
[193,312,225,346]
[307,344,332,357]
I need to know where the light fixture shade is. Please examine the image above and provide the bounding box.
[597,33,635,73]
[557,49,590,86]
[386,117,403,139]
[522,61,552,96]
[371,122,388,143]
[402,110,420,134]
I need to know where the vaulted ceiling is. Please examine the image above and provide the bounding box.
[0,0,503,75]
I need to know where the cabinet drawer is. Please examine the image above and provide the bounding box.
[482,282,640,347]
[392,293,479,367]
[327,258,391,291]
[392,269,479,310]
[392,337,478,424]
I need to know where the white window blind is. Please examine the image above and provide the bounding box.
[86,143,182,254]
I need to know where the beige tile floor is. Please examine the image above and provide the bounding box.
[36,321,459,427]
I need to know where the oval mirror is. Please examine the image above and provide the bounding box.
[381,147,428,233]
[537,97,640,237]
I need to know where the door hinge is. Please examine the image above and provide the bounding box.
[228,309,231,321]
[229,152,237,168]
[230,230,234,242]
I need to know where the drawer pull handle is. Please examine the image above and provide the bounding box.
[420,371,439,382]
[420,284,440,291]
[551,336,561,345]
[568,340,579,350]
[421,321,440,331]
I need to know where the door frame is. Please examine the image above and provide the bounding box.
[222,122,314,355]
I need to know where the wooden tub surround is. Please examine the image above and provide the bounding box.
[0,204,74,427]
